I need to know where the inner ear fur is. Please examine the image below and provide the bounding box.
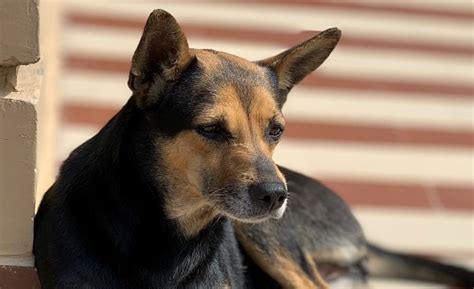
[258,28,341,106]
[128,9,192,108]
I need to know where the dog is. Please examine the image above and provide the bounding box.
[34,9,474,289]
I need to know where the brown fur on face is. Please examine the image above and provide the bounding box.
[158,51,287,236]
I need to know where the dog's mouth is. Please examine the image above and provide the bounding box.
[221,206,286,224]
[206,186,288,224]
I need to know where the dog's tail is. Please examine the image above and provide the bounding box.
[366,243,474,287]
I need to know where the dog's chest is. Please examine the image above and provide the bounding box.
[167,221,245,289]
[178,250,243,289]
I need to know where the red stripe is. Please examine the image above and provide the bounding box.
[67,12,474,57]
[66,55,131,73]
[62,103,473,148]
[197,0,474,21]
[285,120,474,148]
[63,104,118,127]
[0,266,40,288]
[437,187,474,211]
[64,55,474,99]
[321,178,474,211]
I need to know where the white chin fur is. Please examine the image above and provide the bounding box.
[222,198,288,223]
[272,198,287,219]
[221,211,270,224]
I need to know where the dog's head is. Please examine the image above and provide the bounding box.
[128,10,340,235]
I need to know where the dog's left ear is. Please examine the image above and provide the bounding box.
[128,9,192,108]
[258,28,341,106]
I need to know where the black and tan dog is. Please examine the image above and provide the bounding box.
[34,9,474,289]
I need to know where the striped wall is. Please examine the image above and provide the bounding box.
[53,0,473,284]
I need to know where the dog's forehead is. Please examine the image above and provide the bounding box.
[193,48,261,70]
[192,49,271,87]
[191,49,278,116]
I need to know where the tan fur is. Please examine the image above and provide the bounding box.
[250,86,285,153]
[160,132,219,237]
[192,49,223,74]
[302,253,330,289]
[275,167,287,188]
[194,84,258,186]
[236,228,327,289]
[275,255,329,289]
[195,85,250,137]
[216,51,264,75]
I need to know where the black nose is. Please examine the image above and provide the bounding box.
[250,182,288,211]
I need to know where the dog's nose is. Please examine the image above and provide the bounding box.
[250,182,288,211]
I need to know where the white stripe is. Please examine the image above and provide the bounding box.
[65,1,473,46]
[61,71,474,130]
[61,72,131,107]
[353,208,474,255]
[63,26,474,84]
[286,87,474,131]
[57,124,99,161]
[275,140,473,186]
[58,125,474,186]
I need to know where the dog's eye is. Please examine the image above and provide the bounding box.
[196,124,232,141]
[268,124,284,141]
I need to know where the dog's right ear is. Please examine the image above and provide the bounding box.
[258,28,341,107]
[128,10,192,108]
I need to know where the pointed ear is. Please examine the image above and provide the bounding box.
[128,9,192,108]
[258,28,341,106]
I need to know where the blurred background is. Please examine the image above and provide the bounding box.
[39,0,473,287]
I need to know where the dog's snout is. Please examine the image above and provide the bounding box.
[250,182,288,211]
